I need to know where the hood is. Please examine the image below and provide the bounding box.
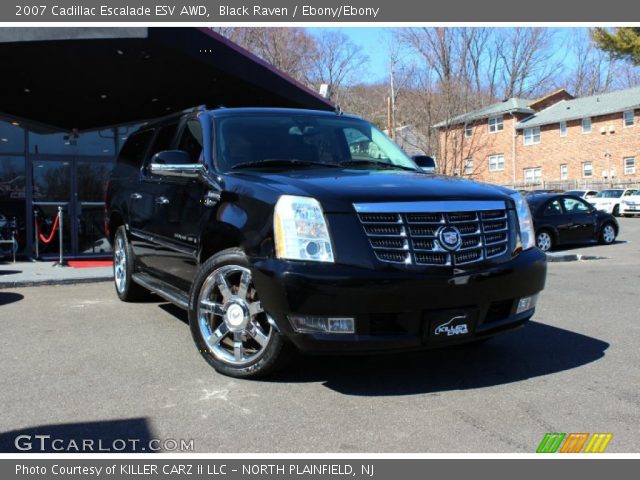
[229,169,515,213]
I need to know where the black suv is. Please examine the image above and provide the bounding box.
[106,106,547,378]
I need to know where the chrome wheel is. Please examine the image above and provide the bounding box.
[114,235,127,293]
[602,224,616,243]
[536,231,552,252]
[197,265,273,366]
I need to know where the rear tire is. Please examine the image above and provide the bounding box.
[536,230,554,252]
[599,223,617,245]
[188,248,292,379]
[113,226,149,302]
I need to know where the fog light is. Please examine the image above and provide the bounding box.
[516,294,538,314]
[288,315,355,334]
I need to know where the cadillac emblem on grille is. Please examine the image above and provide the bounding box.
[354,201,510,267]
[437,226,462,251]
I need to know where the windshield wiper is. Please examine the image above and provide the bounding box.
[340,159,418,172]
[231,158,340,170]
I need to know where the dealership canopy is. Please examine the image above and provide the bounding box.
[0,27,333,131]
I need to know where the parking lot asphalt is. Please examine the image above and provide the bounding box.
[1,218,639,453]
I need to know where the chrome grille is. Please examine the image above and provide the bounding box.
[355,202,510,266]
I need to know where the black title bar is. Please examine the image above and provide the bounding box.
[3,0,640,22]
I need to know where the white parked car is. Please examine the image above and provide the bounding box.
[588,189,638,216]
[620,191,640,216]
[565,189,598,199]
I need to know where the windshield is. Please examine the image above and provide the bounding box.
[215,113,418,172]
[595,190,624,198]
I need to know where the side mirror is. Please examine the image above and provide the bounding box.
[148,151,222,195]
[150,150,202,179]
[412,155,436,172]
[151,150,192,166]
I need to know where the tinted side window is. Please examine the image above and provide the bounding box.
[544,200,563,216]
[563,197,590,213]
[178,120,204,163]
[117,129,154,168]
[148,123,179,160]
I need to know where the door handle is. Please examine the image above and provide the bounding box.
[155,196,170,205]
[130,193,142,200]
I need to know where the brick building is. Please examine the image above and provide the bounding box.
[435,86,640,190]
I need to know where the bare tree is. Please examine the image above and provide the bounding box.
[460,28,500,98]
[559,29,617,96]
[496,28,561,98]
[309,30,369,105]
[394,27,496,174]
[340,83,388,128]
[616,63,640,89]
[213,28,318,86]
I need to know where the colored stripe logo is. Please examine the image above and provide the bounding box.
[537,433,612,453]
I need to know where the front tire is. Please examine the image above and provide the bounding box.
[188,248,291,379]
[536,230,554,252]
[113,226,149,301]
[613,205,620,217]
[599,223,617,245]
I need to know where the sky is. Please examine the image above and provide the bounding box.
[307,27,394,83]
[307,27,583,86]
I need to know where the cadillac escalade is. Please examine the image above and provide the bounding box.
[105,106,547,378]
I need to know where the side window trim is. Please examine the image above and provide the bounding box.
[176,115,205,164]
[117,128,155,170]
[140,121,181,178]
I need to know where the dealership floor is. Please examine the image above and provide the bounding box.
[1,219,639,453]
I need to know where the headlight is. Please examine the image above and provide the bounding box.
[274,195,334,263]
[510,192,535,250]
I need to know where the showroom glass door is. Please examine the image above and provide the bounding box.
[75,157,113,256]
[32,156,113,258]
[32,156,73,257]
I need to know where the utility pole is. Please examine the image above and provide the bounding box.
[388,57,396,139]
[387,97,394,139]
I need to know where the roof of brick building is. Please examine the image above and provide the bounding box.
[516,86,640,129]
[433,98,533,128]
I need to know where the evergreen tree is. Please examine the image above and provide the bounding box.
[592,28,640,64]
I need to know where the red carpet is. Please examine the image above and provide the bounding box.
[67,260,113,268]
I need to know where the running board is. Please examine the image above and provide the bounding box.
[131,273,189,310]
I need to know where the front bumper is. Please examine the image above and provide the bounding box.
[592,203,615,214]
[620,204,640,215]
[251,248,547,354]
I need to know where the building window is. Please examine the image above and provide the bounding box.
[624,157,636,175]
[559,121,567,137]
[560,164,568,180]
[582,117,592,134]
[488,116,504,133]
[623,110,634,128]
[464,158,473,175]
[524,167,542,184]
[464,123,473,137]
[582,161,593,178]
[0,118,25,154]
[523,127,541,145]
[488,154,505,172]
